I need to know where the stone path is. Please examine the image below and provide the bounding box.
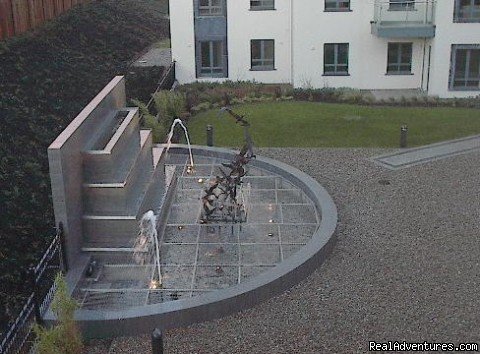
[372,134,480,170]
[84,147,480,353]
[133,48,172,68]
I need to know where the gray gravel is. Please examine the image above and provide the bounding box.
[85,148,480,353]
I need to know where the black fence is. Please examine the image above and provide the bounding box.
[0,223,67,354]
[144,61,176,115]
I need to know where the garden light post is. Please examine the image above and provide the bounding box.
[206,124,214,146]
[151,328,164,354]
[400,125,408,148]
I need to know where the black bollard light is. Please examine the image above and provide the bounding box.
[151,328,164,354]
[400,125,408,148]
[206,124,214,147]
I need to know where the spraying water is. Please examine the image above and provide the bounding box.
[133,210,162,288]
[165,118,195,171]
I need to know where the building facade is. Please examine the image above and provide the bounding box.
[170,0,480,98]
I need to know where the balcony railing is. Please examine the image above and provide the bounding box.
[372,0,436,38]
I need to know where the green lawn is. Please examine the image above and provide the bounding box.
[186,101,480,148]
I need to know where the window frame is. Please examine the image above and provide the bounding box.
[250,39,275,71]
[388,0,416,11]
[198,40,225,78]
[323,43,349,76]
[449,44,480,91]
[324,0,351,12]
[250,0,275,11]
[454,0,480,23]
[198,0,224,16]
[386,42,413,75]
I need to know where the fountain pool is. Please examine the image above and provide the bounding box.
[46,77,337,339]
[67,145,337,338]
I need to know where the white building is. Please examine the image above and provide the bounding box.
[170,0,480,98]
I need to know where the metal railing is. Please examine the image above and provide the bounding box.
[373,0,436,25]
[145,61,177,114]
[0,224,67,354]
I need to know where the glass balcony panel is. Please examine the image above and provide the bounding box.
[372,1,436,38]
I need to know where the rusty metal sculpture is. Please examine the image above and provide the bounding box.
[200,107,255,223]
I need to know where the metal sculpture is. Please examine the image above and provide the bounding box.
[200,107,254,223]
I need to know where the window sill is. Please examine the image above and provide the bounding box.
[249,8,276,11]
[449,87,480,91]
[250,68,277,71]
[196,14,225,18]
[453,18,480,23]
[386,72,414,76]
[324,9,352,12]
[387,8,417,12]
[197,73,227,78]
[322,73,350,76]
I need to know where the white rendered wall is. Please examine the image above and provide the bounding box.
[292,0,425,90]
[227,0,292,83]
[170,0,292,84]
[169,0,480,97]
[428,1,480,98]
[170,0,196,83]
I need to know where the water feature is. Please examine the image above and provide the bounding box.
[47,77,336,337]
[165,118,195,173]
[133,210,162,289]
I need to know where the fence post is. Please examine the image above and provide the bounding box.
[28,266,44,326]
[58,222,69,273]
[151,328,164,354]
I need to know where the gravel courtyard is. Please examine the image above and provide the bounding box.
[85,148,480,353]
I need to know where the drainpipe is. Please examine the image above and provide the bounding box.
[421,37,427,91]
[290,0,294,86]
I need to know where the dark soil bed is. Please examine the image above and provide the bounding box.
[0,0,169,332]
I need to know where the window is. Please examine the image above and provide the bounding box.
[250,0,275,10]
[450,45,480,90]
[387,43,413,74]
[199,41,224,77]
[198,0,223,16]
[324,43,349,75]
[389,0,415,10]
[251,40,275,70]
[325,0,350,11]
[454,0,480,22]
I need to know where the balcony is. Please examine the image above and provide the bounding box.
[371,1,436,38]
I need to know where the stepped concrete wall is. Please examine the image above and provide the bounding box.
[48,76,126,265]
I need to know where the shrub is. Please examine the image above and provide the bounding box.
[179,81,480,111]
[34,273,83,354]
[178,81,292,111]
[131,98,167,143]
[153,90,187,130]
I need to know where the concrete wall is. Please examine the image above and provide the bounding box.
[48,76,126,264]
[170,0,480,97]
